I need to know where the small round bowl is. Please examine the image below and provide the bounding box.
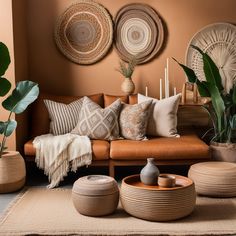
[158,174,176,188]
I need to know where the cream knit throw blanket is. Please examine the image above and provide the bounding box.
[33,134,92,188]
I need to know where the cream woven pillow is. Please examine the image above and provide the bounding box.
[119,100,152,140]
[138,93,181,137]
[71,97,121,140]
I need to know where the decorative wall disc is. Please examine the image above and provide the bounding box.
[114,3,164,64]
[54,0,113,65]
[186,23,236,93]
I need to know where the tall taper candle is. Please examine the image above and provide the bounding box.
[173,87,177,96]
[164,67,167,98]
[160,79,162,99]
[145,86,148,96]
[167,78,169,98]
[166,57,169,82]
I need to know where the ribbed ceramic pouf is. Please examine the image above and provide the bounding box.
[72,175,119,216]
[188,161,236,197]
[0,151,26,193]
[120,174,196,221]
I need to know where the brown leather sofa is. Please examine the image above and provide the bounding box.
[24,93,211,177]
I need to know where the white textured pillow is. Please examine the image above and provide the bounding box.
[71,97,121,140]
[138,94,181,137]
[44,98,83,135]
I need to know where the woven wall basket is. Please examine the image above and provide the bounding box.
[186,22,236,93]
[114,3,164,64]
[54,0,113,65]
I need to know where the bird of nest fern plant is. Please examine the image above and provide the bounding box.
[116,57,137,79]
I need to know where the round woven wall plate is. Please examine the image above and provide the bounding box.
[114,3,164,64]
[186,22,236,93]
[54,0,113,65]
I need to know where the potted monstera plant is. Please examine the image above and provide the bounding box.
[0,42,39,193]
[174,45,236,162]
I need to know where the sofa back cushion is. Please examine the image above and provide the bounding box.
[30,93,103,138]
[104,94,128,107]
[128,94,137,104]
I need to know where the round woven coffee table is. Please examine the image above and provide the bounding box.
[188,161,236,197]
[120,174,196,221]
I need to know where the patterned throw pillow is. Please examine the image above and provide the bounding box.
[138,93,181,137]
[71,97,121,140]
[119,100,152,140]
[44,98,83,135]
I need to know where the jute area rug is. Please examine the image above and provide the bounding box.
[0,188,236,236]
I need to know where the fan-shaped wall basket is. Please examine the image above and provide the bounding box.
[114,3,164,64]
[54,1,113,65]
[186,22,236,93]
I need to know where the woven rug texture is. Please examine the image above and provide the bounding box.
[0,188,236,236]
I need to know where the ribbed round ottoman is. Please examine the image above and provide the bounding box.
[72,175,119,216]
[121,174,196,221]
[188,162,236,197]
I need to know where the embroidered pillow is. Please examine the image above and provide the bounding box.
[138,93,181,137]
[44,98,83,135]
[71,97,121,140]
[119,100,152,140]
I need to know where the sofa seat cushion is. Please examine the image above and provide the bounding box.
[110,132,210,160]
[24,139,109,161]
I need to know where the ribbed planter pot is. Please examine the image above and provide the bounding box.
[0,151,26,193]
[210,142,236,163]
[121,77,135,95]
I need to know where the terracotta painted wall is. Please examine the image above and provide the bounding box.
[12,0,29,152]
[6,0,236,150]
[26,0,236,98]
[0,0,16,151]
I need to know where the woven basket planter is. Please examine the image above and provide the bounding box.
[0,151,26,193]
[210,142,236,163]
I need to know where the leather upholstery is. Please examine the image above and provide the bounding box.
[29,93,103,138]
[104,94,128,107]
[24,139,109,160]
[110,131,210,160]
[24,93,211,165]
[128,94,137,104]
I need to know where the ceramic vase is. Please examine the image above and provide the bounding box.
[121,77,135,95]
[140,158,160,185]
[0,151,26,193]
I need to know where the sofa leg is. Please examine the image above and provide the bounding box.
[109,161,115,178]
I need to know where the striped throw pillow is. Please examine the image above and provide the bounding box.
[44,98,83,135]
[71,96,121,140]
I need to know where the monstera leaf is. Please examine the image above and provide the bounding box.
[0,42,11,97]
[0,42,10,77]
[0,120,17,137]
[2,80,39,114]
[0,77,11,97]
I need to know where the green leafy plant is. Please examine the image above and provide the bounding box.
[173,45,236,143]
[116,57,137,78]
[0,42,39,157]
